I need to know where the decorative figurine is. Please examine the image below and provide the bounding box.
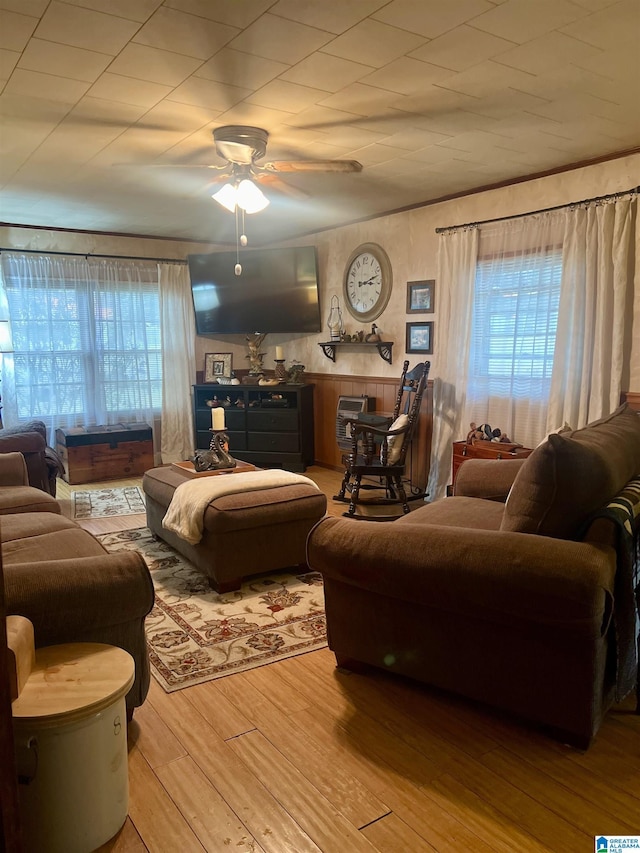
[246,333,267,375]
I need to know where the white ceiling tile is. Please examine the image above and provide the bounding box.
[135,101,213,132]
[379,126,451,149]
[471,0,589,44]
[285,104,362,129]
[108,44,201,87]
[0,9,38,51]
[0,48,19,81]
[321,18,425,68]
[373,0,495,39]
[269,0,389,35]
[560,0,640,48]
[18,38,111,82]
[493,32,601,75]
[359,57,452,95]
[67,96,154,127]
[86,73,173,108]
[196,49,289,90]
[569,0,621,9]
[435,60,537,98]
[280,53,373,92]
[164,0,275,28]
[0,0,47,15]
[246,79,330,112]
[311,124,387,149]
[133,7,239,60]
[574,36,639,80]
[60,0,163,23]
[215,102,296,129]
[167,76,251,111]
[33,1,139,55]
[227,13,333,65]
[346,142,417,165]
[319,82,407,117]
[408,24,515,71]
[3,68,90,103]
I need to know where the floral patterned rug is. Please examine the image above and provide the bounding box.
[72,486,146,518]
[97,527,327,692]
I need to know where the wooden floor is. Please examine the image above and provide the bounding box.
[58,468,639,853]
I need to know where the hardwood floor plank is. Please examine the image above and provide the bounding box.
[241,661,313,714]
[147,681,323,853]
[155,756,266,853]
[127,747,206,853]
[94,817,147,852]
[215,671,390,829]
[227,729,380,853]
[130,699,188,770]
[479,746,636,836]
[184,680,255,740]
[360,813,437,853]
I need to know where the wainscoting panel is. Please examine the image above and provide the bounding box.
[306,372,433,492]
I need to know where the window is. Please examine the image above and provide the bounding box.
[2,254,161,426]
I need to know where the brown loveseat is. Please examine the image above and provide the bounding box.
[0,453,154,713]
[308,404,640,747]
[0,419,64,496]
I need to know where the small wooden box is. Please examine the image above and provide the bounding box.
[451,439,532,487]
[55,423,154,485]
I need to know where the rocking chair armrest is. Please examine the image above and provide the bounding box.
[348,422,408,439]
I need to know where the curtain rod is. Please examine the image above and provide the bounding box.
[0,247,188,264]
[435,186,639,233]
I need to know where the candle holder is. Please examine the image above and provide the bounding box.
[274,359,287,382]
[193,428,236,470]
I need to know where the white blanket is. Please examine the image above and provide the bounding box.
[162,469,320,544]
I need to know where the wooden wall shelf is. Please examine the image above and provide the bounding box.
[318,341,393,364]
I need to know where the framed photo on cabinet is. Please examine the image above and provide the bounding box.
[204,352,232,382]
[406,280,434,314]
[406,321,433,354]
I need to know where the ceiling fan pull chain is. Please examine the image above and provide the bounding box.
[240,208,248,247]
[235,205,242,276]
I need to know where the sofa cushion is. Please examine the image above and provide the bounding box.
[0,486,60,515]
[1,512,107,564]
[501,404,640,538]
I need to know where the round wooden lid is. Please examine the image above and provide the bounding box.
[12,643,135,727]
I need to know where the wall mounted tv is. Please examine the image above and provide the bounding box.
[188,245,321,335]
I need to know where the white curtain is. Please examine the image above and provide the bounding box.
[159,262,196,463]
[0,253,161,451]
[426,227,478,502]
[466,212,565,449]
[546,196,636,430]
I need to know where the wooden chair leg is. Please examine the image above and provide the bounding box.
[335,469,352,502]
[348,474,363,515]
[393,475,411,514]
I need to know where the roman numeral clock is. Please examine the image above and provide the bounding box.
[343,243,392,323]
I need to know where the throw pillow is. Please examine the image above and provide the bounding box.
[386,414,409,464]
[502,403,640,539]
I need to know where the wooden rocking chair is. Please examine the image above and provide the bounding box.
[334,360,430,519]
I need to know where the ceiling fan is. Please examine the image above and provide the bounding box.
[158,125,363,203]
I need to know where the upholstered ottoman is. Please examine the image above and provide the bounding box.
[142,466,327,592]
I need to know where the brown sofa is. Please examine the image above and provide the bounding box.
[308,404,640,747]
[0,420,64,496]
[0,453,154,713]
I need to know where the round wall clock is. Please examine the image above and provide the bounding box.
[343,243,392,323]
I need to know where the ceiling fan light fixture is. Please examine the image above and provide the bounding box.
[236,179,269,213]
[212,183,237,213]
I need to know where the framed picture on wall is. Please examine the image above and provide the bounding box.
[406,322,434,354]
[406,280,434,313]
[204,352,232,382]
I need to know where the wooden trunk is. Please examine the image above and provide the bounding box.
[451,439,532,487]
[55,424,154,485]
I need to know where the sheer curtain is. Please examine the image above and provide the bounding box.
[466,213,565,449]
[547,195,636,430]
[426,227,478,502]
[0,253,161,451]
[158,262,195,463]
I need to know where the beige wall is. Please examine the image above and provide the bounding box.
[2,151,638,391]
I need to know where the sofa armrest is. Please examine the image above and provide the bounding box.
[453,458,526,501]
[0,452,29,486]
[307,517,615,636]
[4,552,155,646]
[0,431,46,455]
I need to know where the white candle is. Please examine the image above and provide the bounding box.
[275,345,284,360]
[212,408,225,430]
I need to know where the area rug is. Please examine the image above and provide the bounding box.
[71,486,146,519]
[97,527,327,692]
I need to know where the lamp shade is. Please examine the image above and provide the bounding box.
[0,321,13,353]
[212,183,238,213]
[212,179,269,214]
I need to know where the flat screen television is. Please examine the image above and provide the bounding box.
[188,245,321,335]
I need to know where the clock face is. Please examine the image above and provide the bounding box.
[343,243,392,322]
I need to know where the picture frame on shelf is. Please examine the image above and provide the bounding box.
[204,352,232,383]
[406,321,433,354]
[406,280,434,314]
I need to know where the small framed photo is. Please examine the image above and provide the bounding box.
[204,352,232,382]
[406,280,434,314]
[406,322,434,354]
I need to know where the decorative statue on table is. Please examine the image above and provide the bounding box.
[246,333,267,376]
[191,433,236,471]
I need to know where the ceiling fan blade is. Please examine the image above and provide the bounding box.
[254,173,310,199]
[113,163,227,169]
[260,159,362,174]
